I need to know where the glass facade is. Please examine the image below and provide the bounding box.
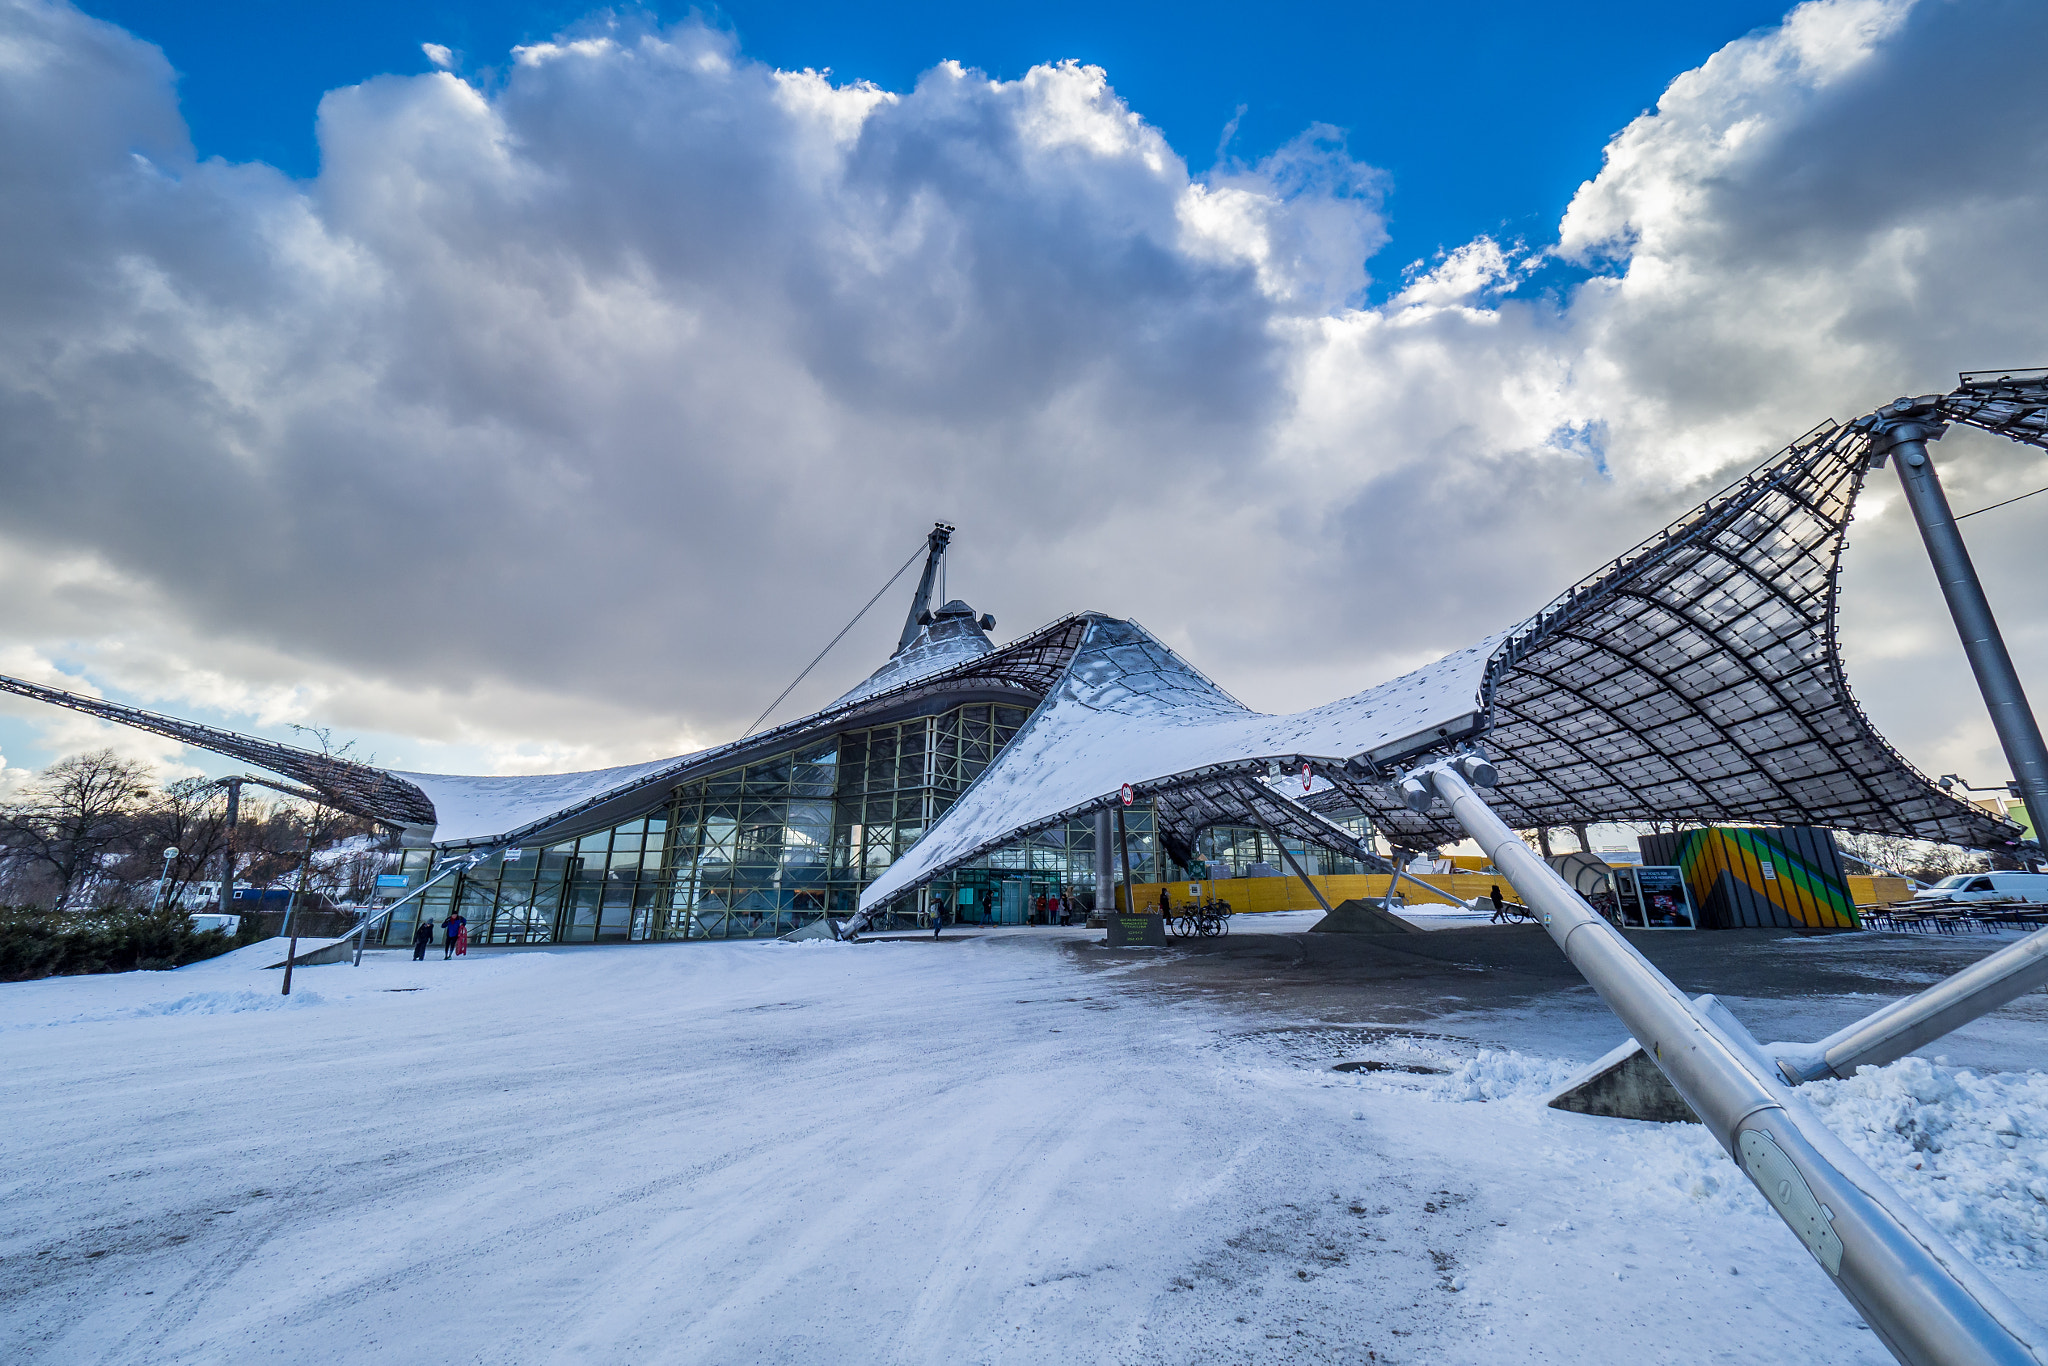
[1183,810,1380,880]
[375,704,1385,947]
[382,701,1105,943]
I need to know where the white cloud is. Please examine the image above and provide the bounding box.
[0,0,2043,801]
[420,42,453,70]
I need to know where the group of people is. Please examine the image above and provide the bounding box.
[929,887,1077,936]
[1031,891,1072,925]
[410,912,468,961]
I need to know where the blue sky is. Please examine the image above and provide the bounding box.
[83,0,1789,294]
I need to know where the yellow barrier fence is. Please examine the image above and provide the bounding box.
[1122,871,1528,915]
[1125,871,1915,920]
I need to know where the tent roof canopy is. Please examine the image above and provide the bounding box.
[2,371,2038,878]
[857,391,2035,913]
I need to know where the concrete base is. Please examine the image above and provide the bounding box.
[263,937,351,969]
[778,917,842,943]
[1308,898,1426,935]
[1547,995,1767,1123]
[1546,1038,1699,1123]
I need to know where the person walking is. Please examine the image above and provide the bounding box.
[932,899,945,938]
[1157,885,1171,916]
[411,917,433,961]
[442,912,463,959]
[1489,884,1507,923]
[455,914,470,956]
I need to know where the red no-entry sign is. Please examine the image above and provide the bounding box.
[1119,783,1134,806]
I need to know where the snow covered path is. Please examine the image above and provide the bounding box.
[2,931,2044,1364]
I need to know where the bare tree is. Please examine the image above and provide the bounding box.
[0,749,154,909]
[126,778,233,908]
[1835,831,1985,884]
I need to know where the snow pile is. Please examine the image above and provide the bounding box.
[1804,1057,2048,1268]
[7,989,329,1030]
[1436,1048,1581,1102]
[128,990,330,1019]
[1617,1119,1751,1207]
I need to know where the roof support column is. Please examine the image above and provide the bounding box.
[1248,806,1330,912]
[217,777,241,916]
[1093,808,1114,921]
[1871,402,2048,860]
[1114,803,1135,916]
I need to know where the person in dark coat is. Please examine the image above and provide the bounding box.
[411,917,433,961]
[1157,886,1171,915]
[933,899,945,938]
[1489,884,1507,922]
[442,913,463,959]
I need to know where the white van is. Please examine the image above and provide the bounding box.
[1912,872,2048,904]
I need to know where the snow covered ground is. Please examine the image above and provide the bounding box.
[3,928,2044,1364]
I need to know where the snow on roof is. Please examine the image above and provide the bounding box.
[857,617,1500,910]
[390,605,1057,849]
[829,600,995,708]
[390,758,683,847]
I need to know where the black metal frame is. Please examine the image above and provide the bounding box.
[0,674,437,828]
[1326,406,2022,849]
[1939,369,2048,449]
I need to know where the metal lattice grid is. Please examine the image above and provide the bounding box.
[1322,421,2013,849]
[0,673,436,828]
[1939,369,2048,450]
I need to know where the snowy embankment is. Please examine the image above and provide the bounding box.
[0,932,2042,1365]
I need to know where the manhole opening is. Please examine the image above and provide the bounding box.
[1333,1059,1446,1075]
[382,988,424,993]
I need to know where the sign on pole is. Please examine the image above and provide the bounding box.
[1119,783,1134,807]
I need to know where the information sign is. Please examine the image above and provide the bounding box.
[1104,913,1168,946]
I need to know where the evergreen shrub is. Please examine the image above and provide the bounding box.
[0,905,251,982]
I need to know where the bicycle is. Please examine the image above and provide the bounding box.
[1169,899,1234,938]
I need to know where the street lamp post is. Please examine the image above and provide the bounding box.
[152,846,179,913]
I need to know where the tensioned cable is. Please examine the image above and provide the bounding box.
[740,541,929,739]
[1955,482,2048,521]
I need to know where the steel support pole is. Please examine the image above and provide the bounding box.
[1094,808,1115,920]
[1379,849,1455,908]
[1883,419,2048,857]
[1115,803,1135,916]
[1248,808,1330,912]
[1418,760,2044,1366]
[1775,923,2048,1084]
[219,778,240,916]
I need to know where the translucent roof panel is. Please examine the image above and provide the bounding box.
[855,617,1499,911]
[1442,420,2015,849]
[828,599,998,708]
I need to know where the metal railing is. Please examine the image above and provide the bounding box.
[272,848,504,969]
